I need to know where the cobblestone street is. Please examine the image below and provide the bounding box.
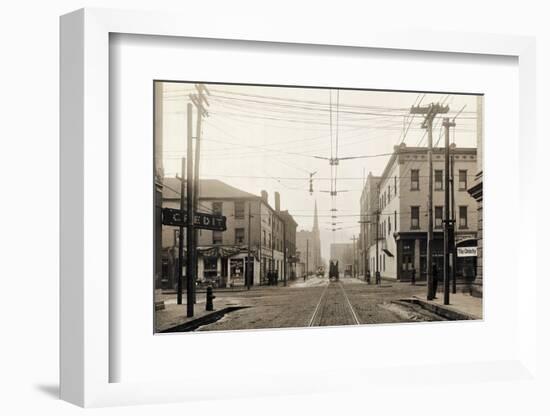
[156,276,481,332]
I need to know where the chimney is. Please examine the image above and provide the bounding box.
[275,192,281,211]
[261,190,268,203]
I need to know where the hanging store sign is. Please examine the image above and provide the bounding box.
[162,208,227,231]
[457,247,478,257]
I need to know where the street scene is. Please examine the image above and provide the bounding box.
[154,82,483,333]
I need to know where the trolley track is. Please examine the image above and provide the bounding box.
[308,280,361,327]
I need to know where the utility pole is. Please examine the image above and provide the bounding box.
[177,157,186,305]
[283,222,287,286]
[350,235,358,278]
[306,239,309,279]
[190,84,209,301]
[450,145,457,294]
[375,209,380,285]
[375,184,381,285]
[186,103,195,317]
[247,202,253,290]
[411,103,449,300]
[443,117,455,305]
[363,221,368,282]
[258,200,262,285]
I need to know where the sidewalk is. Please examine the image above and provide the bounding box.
[155,294,249,333]
[411,291,483,320]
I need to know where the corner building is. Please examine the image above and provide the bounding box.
[362,143,478,281]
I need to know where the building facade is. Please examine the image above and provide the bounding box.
[161,179,297,287]
[468,95,484,294]
[359,173,381,278]
[362,143,479,282]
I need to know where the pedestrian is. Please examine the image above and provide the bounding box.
[432,263,438,299]
[411,266,416,285]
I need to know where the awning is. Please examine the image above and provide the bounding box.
[382,248,394,257]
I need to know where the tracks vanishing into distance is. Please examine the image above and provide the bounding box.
[308,280,361,327]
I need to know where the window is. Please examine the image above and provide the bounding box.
[434,170,443,190]
[213,230,223,245]
[394,211,397,230]
[459,206,468,228]
[459,170,467,190]
[411,169,419,190]
[235,228,245,244]
[212,202,223,215]
[394,176,397,194]
[411,206,420,229]
[263,230,266,245]
[388,186,391,202]
[388,216,391,233]
[435,206,443,229]
[234,201,245,219]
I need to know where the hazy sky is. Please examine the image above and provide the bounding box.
[160,82,480,261]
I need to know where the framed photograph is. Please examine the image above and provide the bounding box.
[60,8,537,408]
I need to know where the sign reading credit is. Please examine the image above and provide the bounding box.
[162,208,227,231]
[457,247,478,257]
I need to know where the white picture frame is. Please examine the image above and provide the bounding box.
[60,8,538,408]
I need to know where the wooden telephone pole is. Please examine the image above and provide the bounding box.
[410,103,449,300]
[247,202,253,290]
[443,117,456,305]
[350,235,358,278]
[186,103,195,317]
[177,157,186,305]
[190,84,210,300]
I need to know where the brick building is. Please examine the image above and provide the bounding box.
[161,179,297,287]
[361,143,478,281]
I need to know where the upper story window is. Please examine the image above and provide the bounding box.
[434,170,443,190]
[411,206,420,229]
[459,170,468,190]
[388,216,391,234]
[212,202,223,215]
[435,206,443,229]
[234,201,245,219]
[212,230,223,245]
[459,206,468,229]
[411,169,419,190]
[235,228,245,244]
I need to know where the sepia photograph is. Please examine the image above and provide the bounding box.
[153,82,483,333]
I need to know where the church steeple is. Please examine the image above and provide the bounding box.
[313,200,319,234]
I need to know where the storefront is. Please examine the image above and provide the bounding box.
[455,237,477,281]
[197,246,259,287]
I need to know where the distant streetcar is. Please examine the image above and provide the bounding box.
[329,260,339,281]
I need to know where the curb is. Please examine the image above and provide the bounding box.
[159,306,249,333]
[400,297,478,321]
